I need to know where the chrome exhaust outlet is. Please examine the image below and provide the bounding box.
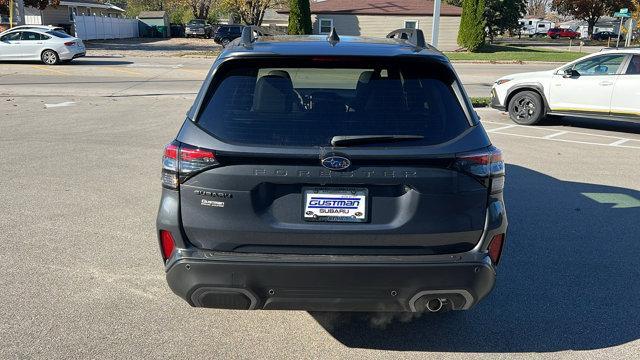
[426,298,444,312]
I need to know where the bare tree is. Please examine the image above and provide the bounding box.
[190,0,215,19]
[221,0,284,25]
[526,0,549,18]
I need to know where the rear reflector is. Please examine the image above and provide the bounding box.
[488,234,505,266]
[159,230,175,262]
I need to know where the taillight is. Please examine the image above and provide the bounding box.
[455,146,505,193]
[488,234,505,266]
[159,230,175,262]
[64,41,76,46]
[162,141,218,189]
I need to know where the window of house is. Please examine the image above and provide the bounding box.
[319,18,333,34]
[404,20,418,29]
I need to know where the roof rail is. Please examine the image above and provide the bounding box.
[386,28,427,49]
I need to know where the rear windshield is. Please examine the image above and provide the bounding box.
[46,30,71,38]
[196,58,472,147]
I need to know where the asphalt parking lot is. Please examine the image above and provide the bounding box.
[1,57,639,359]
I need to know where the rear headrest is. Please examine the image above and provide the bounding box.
[357,71,374,85]
[365,78,404,112]
[252,75,295,113]
[267,70,292,80]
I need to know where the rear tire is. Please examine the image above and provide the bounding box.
[41,50,60,65]
[222,38,230,47]
[508,90,544,125]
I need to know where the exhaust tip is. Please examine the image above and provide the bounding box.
[426,298,444,312]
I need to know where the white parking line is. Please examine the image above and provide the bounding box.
[480,120,640,150]
[486,124,517,133]
[543,131,568,139]
[609,139,630,146]
[44,101,76,108]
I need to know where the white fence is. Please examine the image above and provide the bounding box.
[74,15,139,40]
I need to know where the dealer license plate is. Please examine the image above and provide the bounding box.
[303,188,368,222]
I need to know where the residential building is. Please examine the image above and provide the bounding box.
[278,0,463,50]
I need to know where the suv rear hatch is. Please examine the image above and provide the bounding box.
[170,56,499,255]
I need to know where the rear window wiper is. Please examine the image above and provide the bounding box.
[330,135,424,147]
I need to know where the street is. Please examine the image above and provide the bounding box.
[1,57,639,359]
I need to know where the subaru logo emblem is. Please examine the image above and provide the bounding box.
[321,155,351,171]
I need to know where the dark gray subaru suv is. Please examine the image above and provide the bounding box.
[157,28,507,313]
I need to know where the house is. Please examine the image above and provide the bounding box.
[22,0,124,34]
[278,0,463,50]
[138,11,170,37]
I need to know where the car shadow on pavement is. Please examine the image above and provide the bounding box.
[64,60,134,66]
[0,59,133,66]
[545,116,640,135]
[312,164,640,352]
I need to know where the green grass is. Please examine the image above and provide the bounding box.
[445,45,587,62]
[179,50,221,58]
[470,97,491,108]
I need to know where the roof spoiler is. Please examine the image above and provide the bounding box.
[386,28,428,49]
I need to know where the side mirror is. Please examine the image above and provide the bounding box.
[562,69,580,78]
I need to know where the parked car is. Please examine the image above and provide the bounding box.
[185,19,212,38]
[157,28,508,313]
[547,28,580,39]
[491,49,640,125]
[213,24,244,46]
[0,28,85,65]
[592,31,623,41]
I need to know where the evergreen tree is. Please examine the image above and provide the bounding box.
[457,0,486,51]
[288,0,312,35]
[485,0,527,41]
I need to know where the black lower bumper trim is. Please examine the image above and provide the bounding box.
[490,89,506,111]
[166,253,496,312]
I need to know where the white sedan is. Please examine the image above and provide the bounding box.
[0,28,85,65]
[491,49,640,125]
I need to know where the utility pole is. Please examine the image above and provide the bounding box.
[431,0,441,47]
[9,0,13,28]
[16,0,24,25]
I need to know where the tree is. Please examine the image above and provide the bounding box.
[1,0,58,18]
[552,0,632,36]
[190,0,215,19]
[220,0,282,25]
[287,0,311,34]
[485,0,527,41]
[526,0,549,18]
[445,0,464,6]
[457,0,486,51]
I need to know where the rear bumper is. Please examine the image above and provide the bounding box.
[165,250,496,312]
[59,49,85,60]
